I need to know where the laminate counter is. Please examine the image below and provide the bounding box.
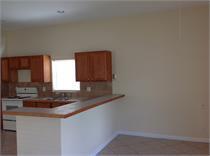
[3,94,125,118]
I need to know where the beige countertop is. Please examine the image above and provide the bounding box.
[3,94,125,118]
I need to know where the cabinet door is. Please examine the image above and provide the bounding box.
[30,56,44,82]
[51,102,63,108]
[89,52,106,81]
[19,57,30,69]
[9,58,19,69]
[10,70,18,82]
[1,58,9,82]
[75,51,112,81]
[36,102,51,108]
[90,52,112,81]
[51,101,72,108]
[75,53,90,81]
[23,101,36,107]
[43,55,52,82]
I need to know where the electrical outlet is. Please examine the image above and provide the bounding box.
[112,74,117,80]
[42,86,46,92]
[86,86,91,92]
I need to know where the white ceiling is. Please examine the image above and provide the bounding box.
[1,1,208,30]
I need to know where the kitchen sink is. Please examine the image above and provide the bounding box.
[32,97,76,102]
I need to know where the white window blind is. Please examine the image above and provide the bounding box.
[52,59,80,91]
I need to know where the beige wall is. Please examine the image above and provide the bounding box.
[5,6,209,139]
[1,32,7,59]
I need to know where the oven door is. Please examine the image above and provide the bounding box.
[2,100,23,121]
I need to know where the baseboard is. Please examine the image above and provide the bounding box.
[118,130,209,143]
[91,130,209,156]
[91,132,118,156]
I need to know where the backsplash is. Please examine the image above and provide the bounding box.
[2,81,112,98]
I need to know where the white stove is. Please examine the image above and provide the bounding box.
[2,87,38,131]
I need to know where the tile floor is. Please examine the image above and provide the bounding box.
[0,131,209,156]
[1,130,17,156]
[98,135,209,156]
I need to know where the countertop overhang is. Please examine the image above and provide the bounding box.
[3,94,125,118]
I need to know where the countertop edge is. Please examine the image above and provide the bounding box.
[3,94,125,119]
[63,94,125,118]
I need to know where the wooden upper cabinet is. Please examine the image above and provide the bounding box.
[1,58,9,82]
[10,70,18,82]
[9,56,30,69]
[19,57,30,69]
[75,53,90,81]
[90,52,112,81]
[1,55,52,83]
[8,57,30,70]
[30,56,43,82]
[9,57,20,69]
[30,55,51,82]
[75,51,112,82]
[42,55,52,82]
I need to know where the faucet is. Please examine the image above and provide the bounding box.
[61,93,65,98]
[60,92,70,100]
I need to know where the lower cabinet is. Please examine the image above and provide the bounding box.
[23,100,73,108]
[23,101,36,107]
[50,102,63,108]
[36,102,51,108]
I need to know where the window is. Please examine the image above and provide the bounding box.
[52,59,80,91]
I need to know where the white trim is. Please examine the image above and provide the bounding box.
[91,132,118,156]
[118,130,209,143]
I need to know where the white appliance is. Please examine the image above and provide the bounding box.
[2,87,38,131]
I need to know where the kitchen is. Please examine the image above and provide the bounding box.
[1,51,118,130]
[1,50,125,155]
[1,1,209,156]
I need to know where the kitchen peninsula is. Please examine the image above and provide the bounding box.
[2,51,125,155]
[3,94,124,156]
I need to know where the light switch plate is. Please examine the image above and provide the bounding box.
[86,86,91,92]
[42,87,46,92]
[112,74,117,79]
